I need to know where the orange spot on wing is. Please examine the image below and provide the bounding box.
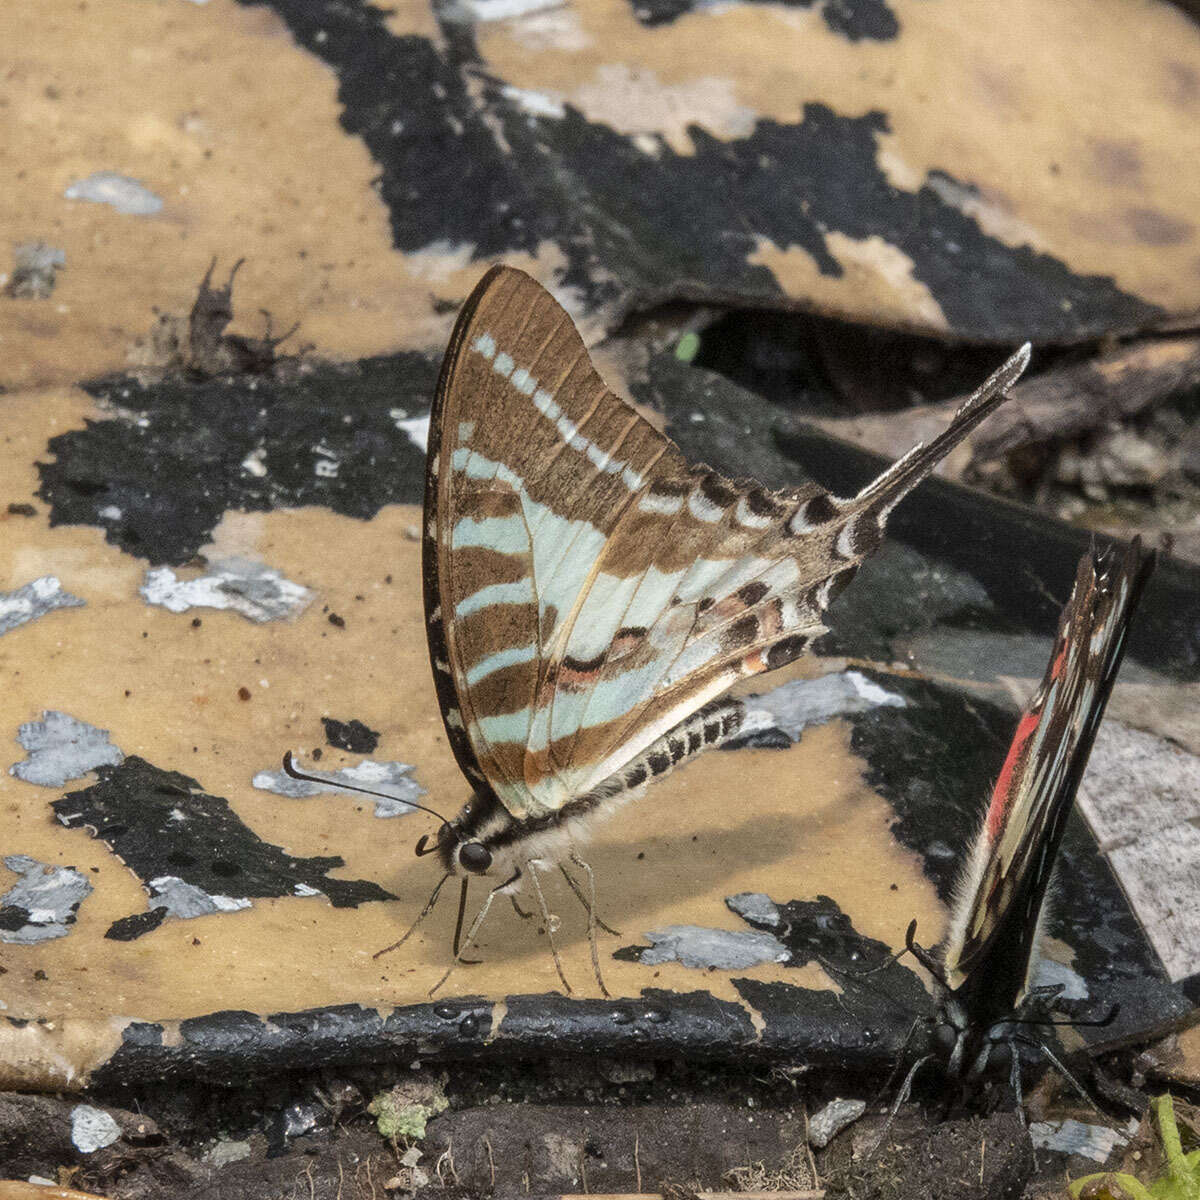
[986,709,1041,838]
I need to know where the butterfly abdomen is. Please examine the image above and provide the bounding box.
[455,697,745,878]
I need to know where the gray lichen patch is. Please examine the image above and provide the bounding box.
[634,925,790,970]
[140,558,312,622]
[64,172,163,216]
[10,711,124,787]
[0,855,93,944]
[740,670,907,744]
[0,576,85,635]
[253,759,427,818]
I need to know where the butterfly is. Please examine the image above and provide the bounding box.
[897,537,1155,1109]
[290,265,1029,995]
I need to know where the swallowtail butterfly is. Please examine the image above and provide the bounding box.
[294,266,1028,994]
[903,538,1155,1102]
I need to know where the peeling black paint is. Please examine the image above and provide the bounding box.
[322,717,380,754]
[237,0,1162,342]
[52,757,395,940]
[38,354,435,565]
[105,908,170,942]
[493,101,1162,339]
[237,0,541,265]
[630,0,899,42]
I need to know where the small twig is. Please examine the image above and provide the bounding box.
[635,1131,643,1194]
[436,1137,460,1186]
[484,1133,496,1189]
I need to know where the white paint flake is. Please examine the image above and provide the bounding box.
[725,892,781,929]
[253,759,427,819]
[636,925,789,970]
[501,85,566,119]
[392,410,431,453]
[1029,1118,1135,1162]
[241,446,268,477]
[64,172,163,216]
[739,670,907,743]
[1029,956,1089,1001]
[140,558,312,623]
[447,0,563,19]
[0,576,85,635]
[10,710,124,786]
[0,855,93,943]
[71,1105,122,1152]
[147,876,251,918]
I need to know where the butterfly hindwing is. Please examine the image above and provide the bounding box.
[427,266,1029,819]
[941,538,1155,1000]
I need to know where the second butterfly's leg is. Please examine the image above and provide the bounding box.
[430,870,520,997]
[567,851,611,999]
[527,863,572,995]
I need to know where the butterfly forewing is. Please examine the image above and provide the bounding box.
[941,539,1155,997]
[427,266,1028,819]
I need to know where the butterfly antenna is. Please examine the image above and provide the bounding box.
[373,871,451,959]
[904,920,949,987]
[282,751,452,827]
[1007,1003,1120,1030]
[816,950,924,1023]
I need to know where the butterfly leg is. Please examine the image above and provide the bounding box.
[868,1052,934,1158]
[373,872,451,960]
[526,863,572,996]
[565,852,612,999]
[510,894,534,920]
[1007,1038,1027,1126]
[429,869,521,997]
[561,853,621,936]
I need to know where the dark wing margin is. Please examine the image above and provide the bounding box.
[421,264,508,802]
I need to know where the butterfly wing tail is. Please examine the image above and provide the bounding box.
[851,342,1031,515]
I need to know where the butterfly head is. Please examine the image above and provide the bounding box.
[414,793,503,877]
[280,752,496,875]
[415,821,492,876]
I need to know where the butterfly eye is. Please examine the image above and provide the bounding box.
[459,842,492,874]
[933,1021,958,1059]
